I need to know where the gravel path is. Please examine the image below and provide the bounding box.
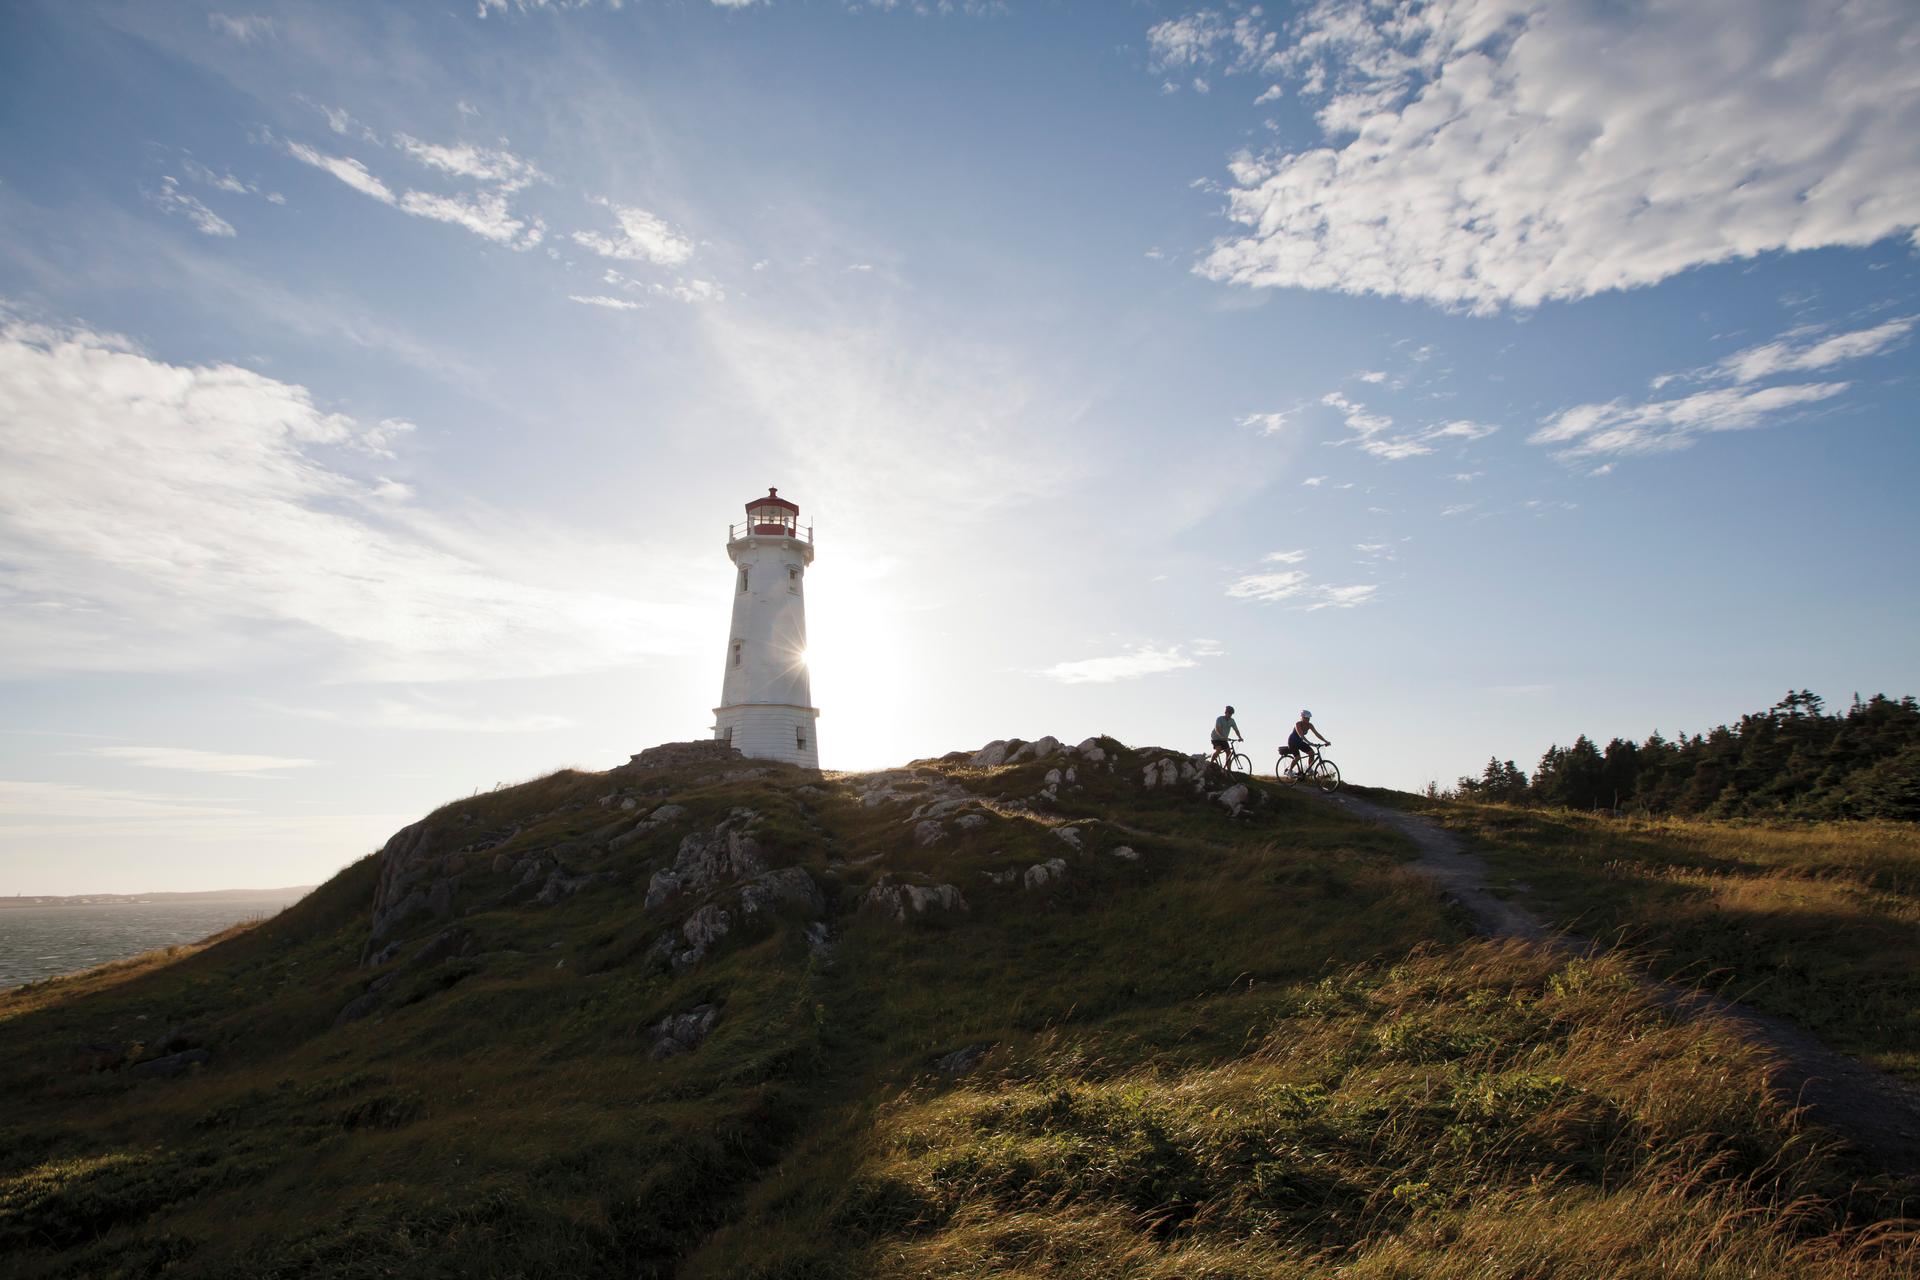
[1317,788,1920,1180]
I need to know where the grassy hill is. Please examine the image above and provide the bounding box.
[2,740,1914,1279]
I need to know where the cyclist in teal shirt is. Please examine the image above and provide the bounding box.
[1209,706,1242,767]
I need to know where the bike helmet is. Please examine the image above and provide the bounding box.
[1300,710,1312,720]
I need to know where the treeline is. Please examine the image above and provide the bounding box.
[1446,690,1920,820]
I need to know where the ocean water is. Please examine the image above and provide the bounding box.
[0,896,308,990]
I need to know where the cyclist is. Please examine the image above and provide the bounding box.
[1209,705,1243,768]
[1280,709,1331,772]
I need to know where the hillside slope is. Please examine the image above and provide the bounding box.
[2,739,1914,1279]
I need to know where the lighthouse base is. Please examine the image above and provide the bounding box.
[714,703,820,770]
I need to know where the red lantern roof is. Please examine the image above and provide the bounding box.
[746,486,799,514]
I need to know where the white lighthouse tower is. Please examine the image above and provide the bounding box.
[713,487,820,768]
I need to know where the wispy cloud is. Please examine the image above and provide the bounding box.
[1224,552,1376,610]
[1039,642,1202,684]
[0,317,703,679]
[571,198,695,267]
[148,176,235,237]
[86,746,317,777]
[0,780,249,820]
[1711,316,1915,384]
[1238,410,1292,435]
[1532,316,1902,461]
[262,698,573,732]
[208,12,274,43]
[1320,392,1495,460]
[285,138,544,248]
[568,293,642,310]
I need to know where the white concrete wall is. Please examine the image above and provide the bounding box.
[714,703,820,769]
[715,532,819,768]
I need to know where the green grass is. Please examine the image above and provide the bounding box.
[1418,801,1920,1080]
[1,751,1912,1278]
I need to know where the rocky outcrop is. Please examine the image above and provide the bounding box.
[648,1004,720,1060]
[646,811,767,909]
[1023,858,1068,890]
[623,740,743,771]
[860,880,968,924]
[738,866,825,919]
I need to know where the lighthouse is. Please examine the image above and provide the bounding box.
[713,488,820,768]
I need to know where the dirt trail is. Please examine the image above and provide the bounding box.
[1317,789,1920,1180]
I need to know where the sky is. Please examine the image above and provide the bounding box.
[1,0,1917,894]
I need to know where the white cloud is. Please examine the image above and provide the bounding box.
[0,780,248,820]
[571,199,695,267]
[1301,475,1327,486]
[1191,0,1920,311]
[1238,410,1292,435]
[650,278,725,304]
[263,697,573,732]
[87,746,317,777]
[208,13,274,42]
[397,188,537,245]
[1440,502,1478,516]
[1355,369,1387,383]
[1531,382,1849,458]
[286,141,395,203]
[149,177,236,237]
[1321,391,1490,459]
[0,317,702,679]
[393,135,544,191]
[1426,419,1497,441]
[1039,643,1198,684]
[568,294,642,310]
[1263,548,1307,564]
[1225,566,1376,610]
[1533,314,1898,460]
[287,140,542,248]
[1147,8,1278,74]
[1711,316,1915,384]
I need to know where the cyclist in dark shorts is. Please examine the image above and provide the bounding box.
[1281,709,1331,768]
[1209,705,1242,767]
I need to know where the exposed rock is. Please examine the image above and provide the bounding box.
[932,1043,993,1075]
[859,881,969,924]
[1217,783,1250,816]
[912,819,948,848]
[425,876,460,920]
[1012,735,1061,761]
[1065,767,1078,784]
[1052,826,1084,850]
[1075,737,1108,763]
[1044,768,1063,787]
[620,797,639,811]
[1107,845,1141,862]
[954,813,990,832]
[128,1049,210,1080]
[682,904,732,953]
[490,853,513,875]
[983,869,1019,886]
[646,814,767,908]
[334,993,383,1026]
[650,804,689,824]
[803,921,834,958]
[1142,758,1180,789]
[624,740,743,771]
[648,1004,720,1060]
[738,866,825,918]
[1023,858,1068,890]
[535,868,615,906]
[408,926,475,970]
[367,940,406,968]
[970,740,1011,767]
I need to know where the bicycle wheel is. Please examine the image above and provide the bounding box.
[1276,755,1299,783]
[1314,758,1342,791]
[1229,751,1252,777]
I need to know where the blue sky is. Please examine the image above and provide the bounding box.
[2,0,1917,892]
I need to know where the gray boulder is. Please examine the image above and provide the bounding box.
[969,740,1011,767]
[1023,858,1068,890]
[648,1004,720,1060]
[912,819,948,848]
[859,881,968,924]
[738,866,825,918]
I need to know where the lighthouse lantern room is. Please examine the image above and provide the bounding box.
[714,488,819,768]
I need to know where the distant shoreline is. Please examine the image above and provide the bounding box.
[0,887,314,908]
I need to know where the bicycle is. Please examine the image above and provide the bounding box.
[1276,743,1340,791]
[1212,742,1253,777]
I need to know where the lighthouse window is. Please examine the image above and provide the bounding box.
[738,567,749,594]
[796,727,807,751]
[787,565,800,593]
[731,641,743,668]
